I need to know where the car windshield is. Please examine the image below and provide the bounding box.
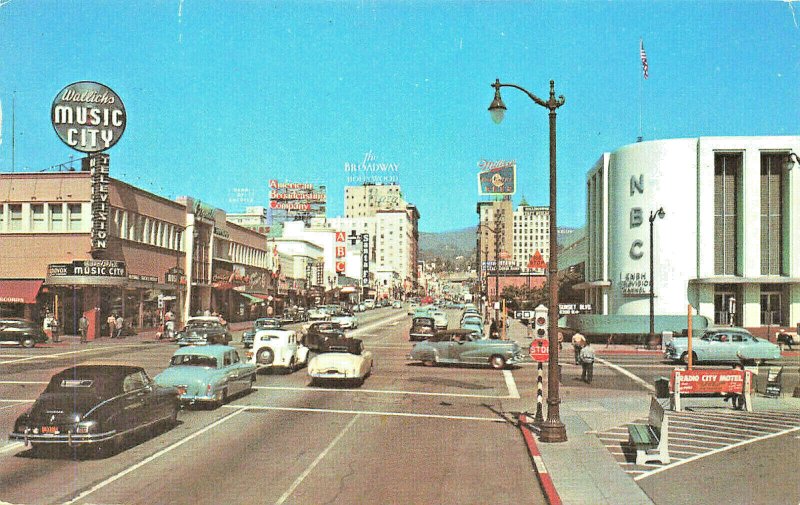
[171,354,218,368]
[255,320,277,329]
[187,321,220,330]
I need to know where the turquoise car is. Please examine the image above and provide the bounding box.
[154,345,257,408]
[409,329,525,369]
[664,328,781,365]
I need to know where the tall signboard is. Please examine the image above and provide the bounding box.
[477,159,516,195]
[335,231,347,273]
[269,180,326,224]
[52,81,126,256]
[361,233,370,288]
[51,81,126,153]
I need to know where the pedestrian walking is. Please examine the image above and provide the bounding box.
[489,319,498,339]
[606,333,615,349]
[78,314,89,343]
[115,314,124,338]
[579,342,595,384]
[571,332,586,364]
[107,313,116,338]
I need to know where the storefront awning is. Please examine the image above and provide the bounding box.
[0,280,43,304]
[340,286,358,294]
[239,292,263,303]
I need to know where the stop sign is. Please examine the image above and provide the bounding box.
[529,337,549,362]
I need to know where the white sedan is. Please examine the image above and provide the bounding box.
[331,313,358,329]
[246,329,309,373]
[430,310,448,330]
[307,336,373,386]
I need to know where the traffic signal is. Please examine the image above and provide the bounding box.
[534,315,547,338]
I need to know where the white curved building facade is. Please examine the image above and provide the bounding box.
[581,136,800,331]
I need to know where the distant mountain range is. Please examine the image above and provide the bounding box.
[418,226,578,264]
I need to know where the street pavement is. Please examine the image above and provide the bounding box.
[0,307,545,505]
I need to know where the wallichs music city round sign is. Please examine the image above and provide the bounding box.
[51,81,126,153]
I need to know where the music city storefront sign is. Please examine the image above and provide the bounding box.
[46,260,127,286]
[51,81,126,153]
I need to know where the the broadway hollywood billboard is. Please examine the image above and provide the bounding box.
[51,81,126,153]
[477,159,516,195]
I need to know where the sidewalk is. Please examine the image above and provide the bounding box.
[506,319,800,505]
[40,321,255,347]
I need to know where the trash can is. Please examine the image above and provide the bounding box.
[655,377,670,399]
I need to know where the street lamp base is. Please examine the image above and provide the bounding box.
[539,419,567,443]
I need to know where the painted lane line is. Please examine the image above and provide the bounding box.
[503,370,520,399]
[274,414,360,505]
[0,399,35,403]
[0,381,48,385]
[222,404,506,423]
[63,408,246,504]
[0,442,25,454]
[349,312,407,338]
[253,386,511,399]
[0,344,142,365]
[595,357,655,392]
[635,424,800,481]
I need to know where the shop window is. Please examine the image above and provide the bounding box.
[31,204,45,231]
[67,204,82,231]
[9,204,23,231]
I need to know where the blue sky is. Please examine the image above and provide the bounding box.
[1,1,798,232]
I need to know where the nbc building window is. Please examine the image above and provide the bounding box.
[714,153,741,276]
[760,153,786,275]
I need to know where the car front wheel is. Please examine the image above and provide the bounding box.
[680,352,698,365]
[21,338,35,349]
[489,355,506,370]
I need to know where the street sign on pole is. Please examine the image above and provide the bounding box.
[529,337,549,362]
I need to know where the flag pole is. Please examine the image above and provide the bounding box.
[638,38,643,142]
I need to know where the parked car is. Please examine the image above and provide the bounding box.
[10,365,179,455]
[363,299,376,310]
[0,318,48,348]
[409,316,436,341]
[351,303,365,313]
[407,303,419,316]
[430,310,449,330]
[242,318,282,348]
[307,308,330,320]
[461,314,483,326]
[331,312,359,329]
[392,300,403,309]
[412,307,431,319]
[246,329,309,373]
[175,319,232,346]
[461,321,485,339]
[155,345,256,407]
[664,327,781,365]
[301,321,345,351]
[409,329,526,369]
[307,335,373,386]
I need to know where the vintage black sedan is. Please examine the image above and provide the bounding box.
[9,365,179,454]
[0,318,48,348]
[176,318,232,346]
[242,318,282,348]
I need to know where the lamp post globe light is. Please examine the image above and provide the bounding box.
[649,207,665,348]
[488,78,567,443]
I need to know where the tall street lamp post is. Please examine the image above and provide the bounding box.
[488,78,567,443]
[649,207,665,348]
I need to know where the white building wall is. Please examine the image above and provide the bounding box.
[590,136,800,329]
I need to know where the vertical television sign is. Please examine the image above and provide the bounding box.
[88,153,110,251]
[361,234,370,286]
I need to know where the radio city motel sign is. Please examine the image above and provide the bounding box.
[51,81,127,252]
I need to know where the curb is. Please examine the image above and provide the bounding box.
[596,350,662,356]
[518,414,562,505]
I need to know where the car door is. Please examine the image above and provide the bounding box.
[222,351,239,395]
[120,371,149,432]
[230,350,250,393]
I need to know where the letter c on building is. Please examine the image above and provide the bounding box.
[630,240,644,260]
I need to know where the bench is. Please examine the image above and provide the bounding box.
[627,397,670,466]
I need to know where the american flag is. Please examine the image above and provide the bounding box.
[640,39,649,79]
